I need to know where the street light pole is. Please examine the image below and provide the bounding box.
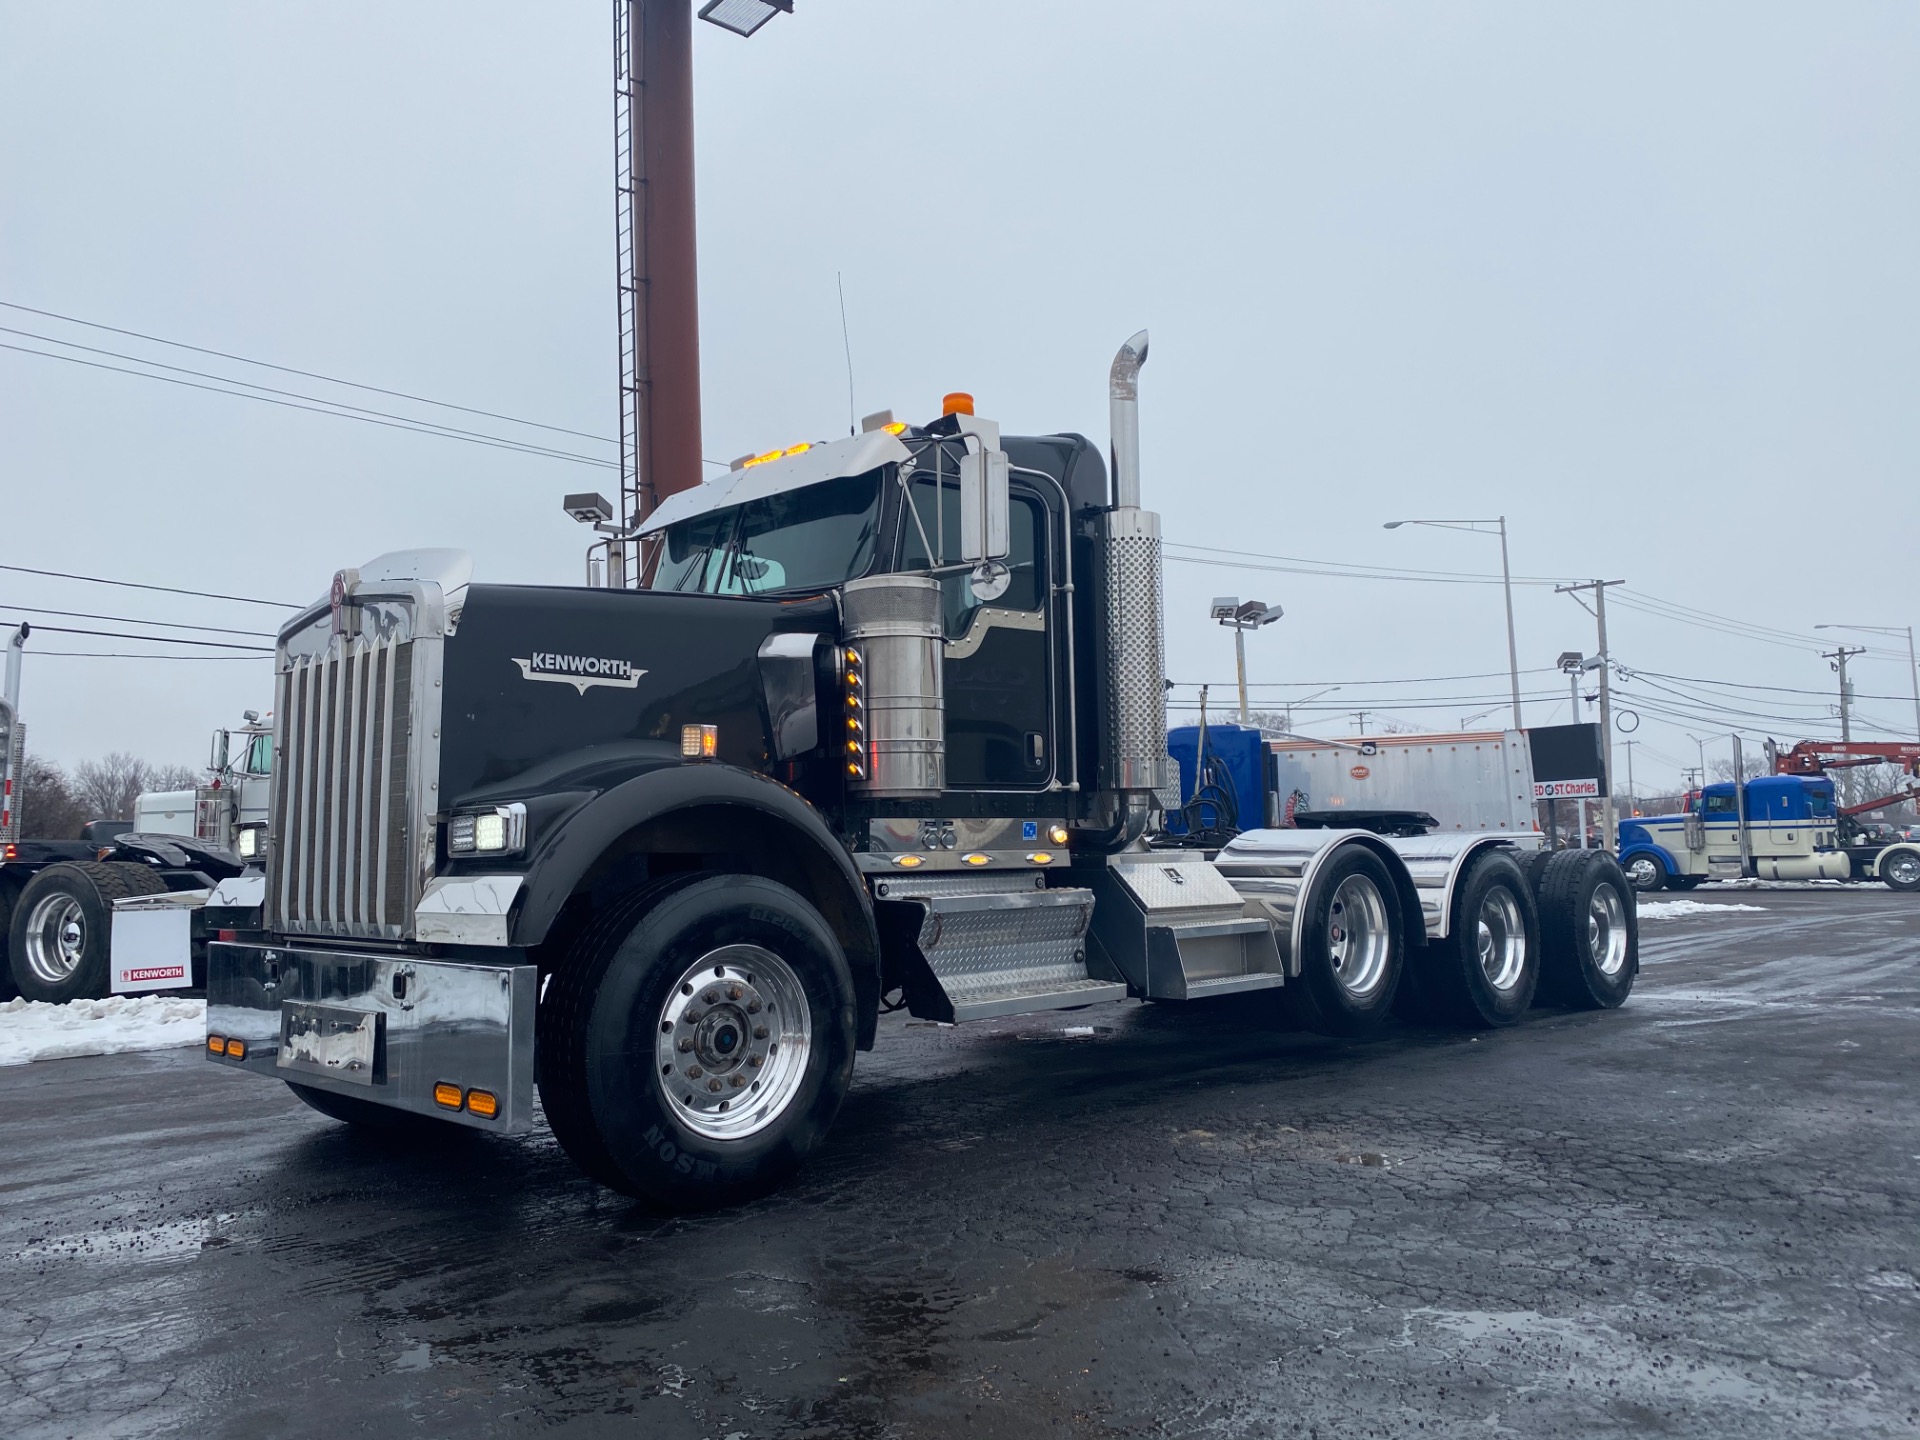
[1210,598,1283,725]
[1384,518,1523,731]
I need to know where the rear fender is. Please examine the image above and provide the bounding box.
[513,764,881,1048]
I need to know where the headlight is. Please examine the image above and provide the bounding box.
[448,802,527,856]
[235,825,265,860]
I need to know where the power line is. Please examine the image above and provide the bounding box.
[0,341,620,472]
[0,324,619,470]
[0,298,615,445]
[0,563,297,608]
[27,650,263,661]
[1,622,272,652]
[0,602,275,638]
[1169,666,1560,691]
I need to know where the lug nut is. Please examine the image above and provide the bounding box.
[677,1037,694,1052]
[753,1024,768,1040]
[682,1008,701,1024]
[748,1053,764,1069]
[685,1065,703,1079]
[729,1074,747,1088]
[727,985,743,1001]
[702,988,720,1005]
[707,1078,723,1093]
[747,1000,762,1014]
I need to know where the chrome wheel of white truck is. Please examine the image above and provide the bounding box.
[1327,873,1393,1003]
[1588,883,1630,977]
[8,861,166,1004]
[1623,854,1666,892]
[1476,888,1528,995]
[22,891,87,985]
[1881,848,1920,892]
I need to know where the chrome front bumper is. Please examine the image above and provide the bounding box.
[205,942,536,1133]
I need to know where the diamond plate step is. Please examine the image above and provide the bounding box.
[876,878,1121,1024]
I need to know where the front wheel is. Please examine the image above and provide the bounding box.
[1881,847,1920,893]
[537,874,856,1210]
[1622,853,1666,893]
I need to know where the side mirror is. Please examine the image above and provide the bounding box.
[957,420,1009,566]
[209,729,230,772]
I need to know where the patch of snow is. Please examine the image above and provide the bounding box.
[0,994,206,1067]
[1635,899,1768,920]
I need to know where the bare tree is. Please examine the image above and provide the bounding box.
[146,763,202,793]
[1708,754,1769,783]
[71,752,154,821]
[16,755,89,841]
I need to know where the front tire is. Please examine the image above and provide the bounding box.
[1623,853,1667,893]
[1537,851,1637,1009]
[1287,845,1404,1037]
[7,861,167,1003]
[1413,850,1540,1028]
[538,874,856,1209]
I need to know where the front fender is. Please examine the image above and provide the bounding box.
[1618,842,1674,878]
[509,763,881,1045]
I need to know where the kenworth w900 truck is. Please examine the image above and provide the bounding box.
[204,334,1638,1208]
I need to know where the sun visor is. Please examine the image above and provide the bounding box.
[639,430,912,535]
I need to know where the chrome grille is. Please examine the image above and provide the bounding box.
[270,636,414,938]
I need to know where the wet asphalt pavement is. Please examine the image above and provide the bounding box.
[3,889,1918,1439]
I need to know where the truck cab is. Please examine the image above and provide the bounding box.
[1619,775,1847,890]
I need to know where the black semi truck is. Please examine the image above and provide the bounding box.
[204,334,1638,1208]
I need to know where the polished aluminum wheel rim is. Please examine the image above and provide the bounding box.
[655,944,811,1142]
[1887,853,1920,887]
[1625,855,1661,890]
[1326,873,1392,1001]
[23,893,87,985]
[1475,887,1527,993]
[1587,882,1628,977]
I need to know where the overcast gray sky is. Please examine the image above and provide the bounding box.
[3,1,1916,790]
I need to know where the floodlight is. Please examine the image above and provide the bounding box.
[1235,600,1282,628]
[1209,596,1239,621]
[698,0,793,37]
[564,492,616,525]
[1556,651,1585,673]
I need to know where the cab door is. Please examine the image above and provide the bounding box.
[898,473,1054,790]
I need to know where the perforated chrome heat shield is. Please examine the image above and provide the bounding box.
[1098,507,1166,793]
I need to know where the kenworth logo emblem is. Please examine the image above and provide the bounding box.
[511,652,646,695]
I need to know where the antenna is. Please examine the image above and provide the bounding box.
[837,271,855,436]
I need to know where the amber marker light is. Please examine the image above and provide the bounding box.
[224,1038,247,1059]
[1025,853,1055,865]
[961,852,991,866]
[433,1082,463,1110]
[882,421,907,435]
[942,392,975,417]
[1048,825,1070,846]
[206,1035,226,1056]
[892,854,925,868]
[681,724,719,759]
[464,1089,500,1119]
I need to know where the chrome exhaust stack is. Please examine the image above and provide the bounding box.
[1097,330,1168,802]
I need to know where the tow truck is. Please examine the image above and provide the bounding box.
[203,335,1640,1209]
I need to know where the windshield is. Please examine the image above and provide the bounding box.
[653,472,881,596]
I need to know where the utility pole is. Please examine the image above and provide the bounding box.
[1556,580,1625,851]
[1351,711,1369,736]
[1818,624,1920,743]
[1824,644,1865,806]
[1,624,28,843]
[1623,738,1636,817]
